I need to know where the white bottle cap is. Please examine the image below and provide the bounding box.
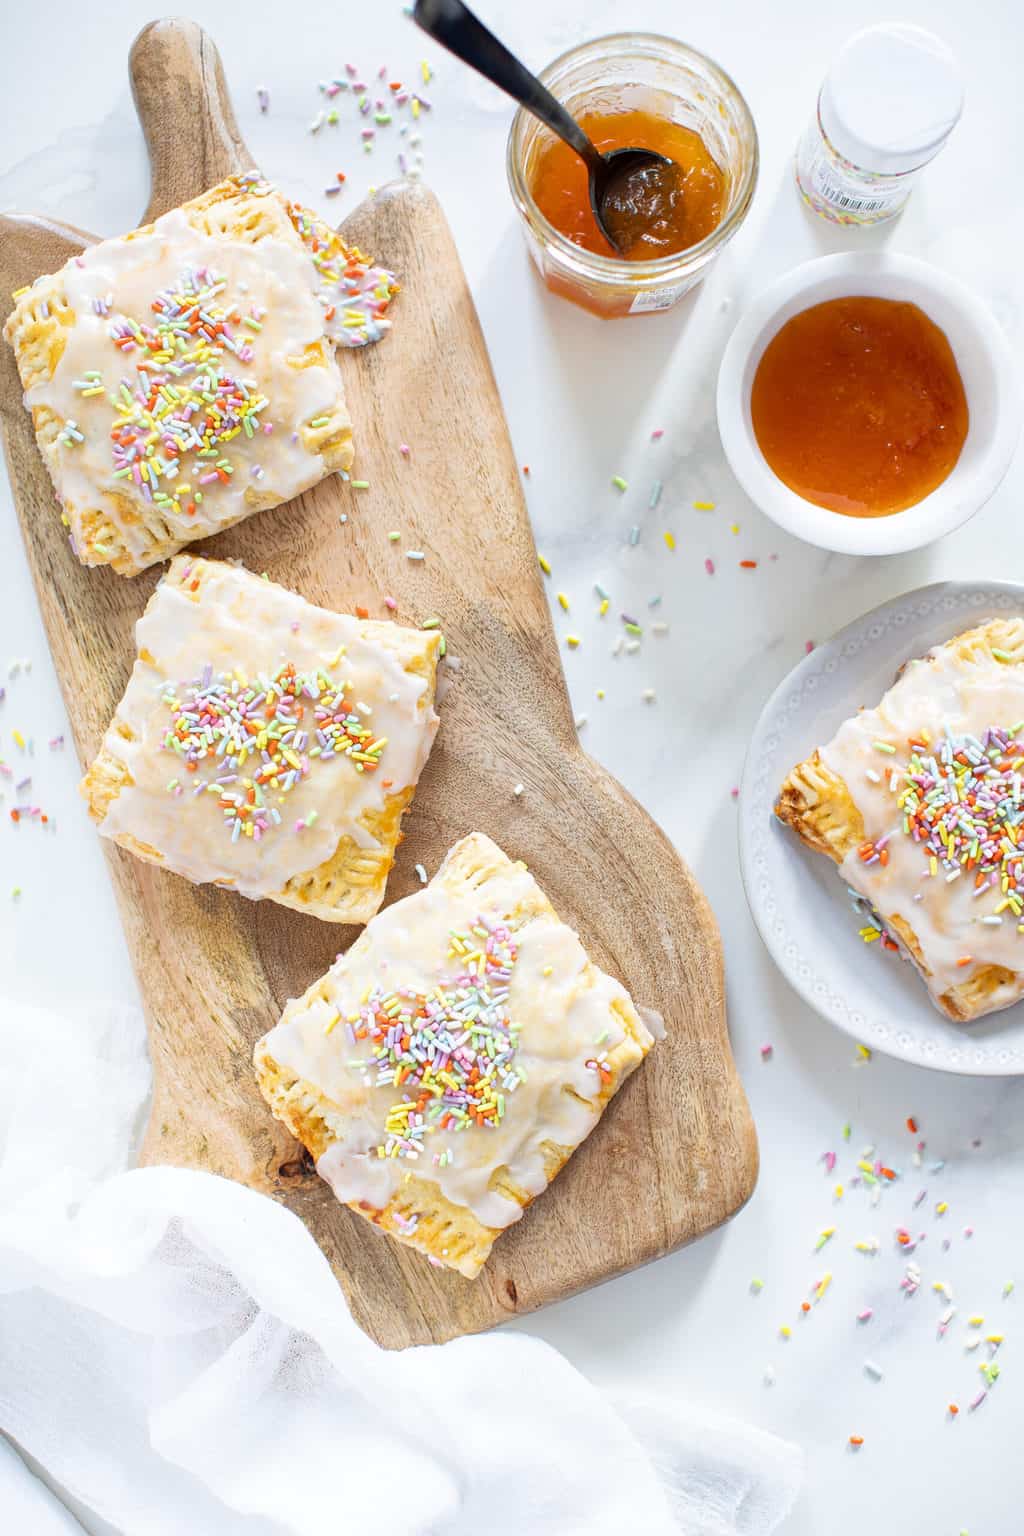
[820,24,964,176]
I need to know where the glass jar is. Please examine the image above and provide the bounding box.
[795,24,963,227]
[506,34,758,320]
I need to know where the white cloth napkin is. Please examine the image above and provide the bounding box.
[0,999,803,1536]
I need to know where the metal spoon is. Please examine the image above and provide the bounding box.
[412,0,678,256]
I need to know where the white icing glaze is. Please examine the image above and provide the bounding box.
[97,559,437,898]
[281,197,397,349]
[263,858,653,1229]
[28,208,345,565]
[820,640,1024,1006]
[639,1005,667,1040]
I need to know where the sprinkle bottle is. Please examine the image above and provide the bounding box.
[796,24,963,227]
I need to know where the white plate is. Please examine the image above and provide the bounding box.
[738,580,1024,1075]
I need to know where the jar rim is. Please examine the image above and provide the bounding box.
[505,31,759,279]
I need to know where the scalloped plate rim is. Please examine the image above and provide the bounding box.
[738,578,1024,1077]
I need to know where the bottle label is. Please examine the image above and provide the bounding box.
[629,276,697,314]
[798,137,910,224]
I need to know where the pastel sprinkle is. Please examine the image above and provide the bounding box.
[693,500,715,510]
[538,554,551,575]
[361,920,521,1160]
[881,724,1024,930]
[158,661,385,843]
[663,531,676,551]
[611,476,628,491]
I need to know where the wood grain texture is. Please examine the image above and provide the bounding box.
[0,18,757,1347]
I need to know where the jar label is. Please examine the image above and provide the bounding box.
[629,276,696,314]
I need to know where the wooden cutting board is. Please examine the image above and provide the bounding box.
[0,19,757,1347]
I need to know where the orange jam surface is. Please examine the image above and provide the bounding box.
[528,106,725,260]
[751,297,969,517]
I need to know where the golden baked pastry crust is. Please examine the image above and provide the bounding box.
[775,749,865,864]
[4,176,363,576]
[776,619,1024,1023]
[81,555,440,923]
[254,833,656,1277]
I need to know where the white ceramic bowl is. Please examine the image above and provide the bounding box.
[716,252,1021,555]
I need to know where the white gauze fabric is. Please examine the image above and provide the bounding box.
[0,1000,803,1536]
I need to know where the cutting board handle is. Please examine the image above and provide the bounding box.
[130,19,254,225]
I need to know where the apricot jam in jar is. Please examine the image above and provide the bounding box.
[507,35,758,319]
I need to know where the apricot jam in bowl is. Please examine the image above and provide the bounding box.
[506,34,758,319]
[716,253,1021,556]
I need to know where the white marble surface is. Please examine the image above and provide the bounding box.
[2,2,1023,1532]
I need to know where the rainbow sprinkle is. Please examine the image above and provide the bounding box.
[349,917,522,1159]
[161,661,385,841]
[84,266,273,516]
[883,726,1024,924]
[284,199,398,347]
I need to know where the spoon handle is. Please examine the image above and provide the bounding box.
[413,0,601,171]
